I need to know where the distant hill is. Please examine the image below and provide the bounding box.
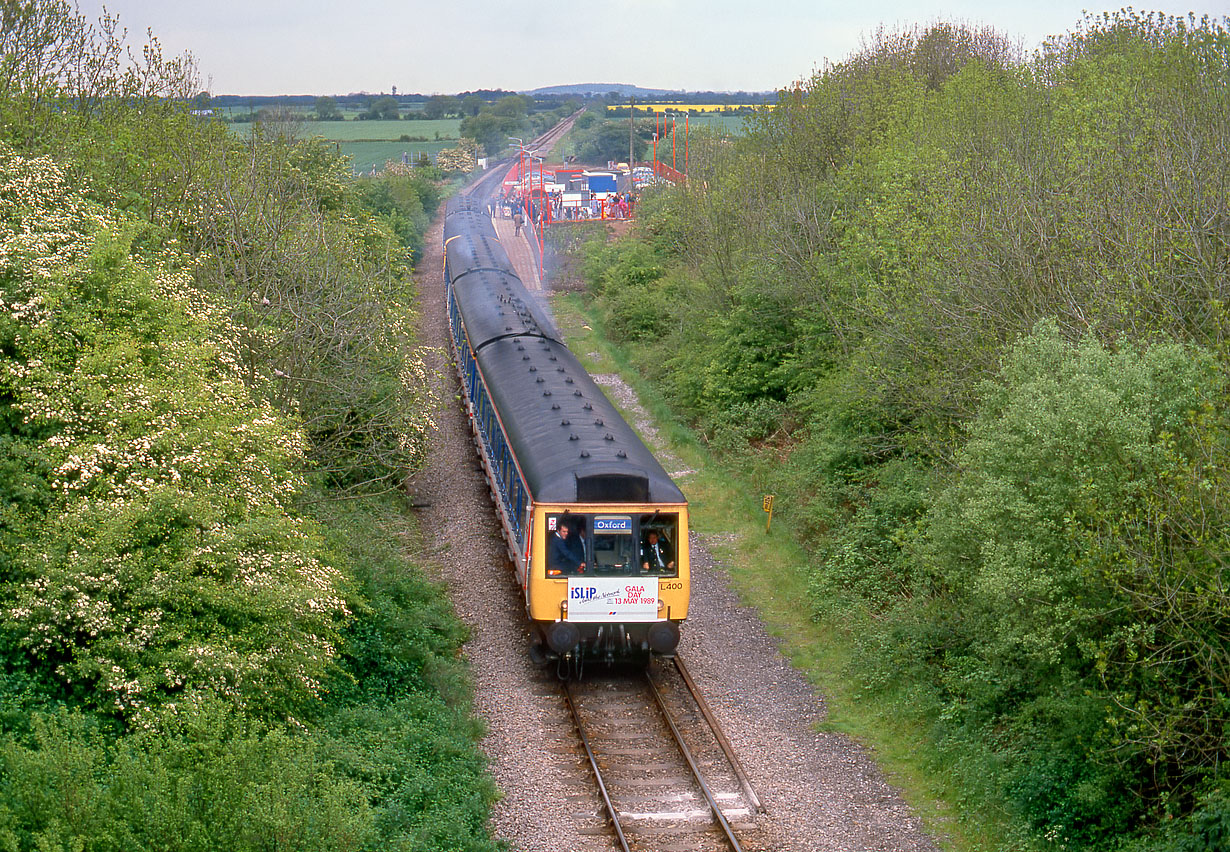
[527,83,775,104]
[527,83,681,97]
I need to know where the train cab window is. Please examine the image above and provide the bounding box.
[546,513,588,577]
[639,514,679,576]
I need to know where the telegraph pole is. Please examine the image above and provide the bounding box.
[628,95,635,168]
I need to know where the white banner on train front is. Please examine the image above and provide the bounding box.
[567,577,659,622]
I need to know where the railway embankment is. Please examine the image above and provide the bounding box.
[410,203,942,849]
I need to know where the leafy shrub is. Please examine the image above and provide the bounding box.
[702,397,791,456]
[172,130,437,492]
[0,10,502,848]
[570,11,1230,849]
[583,238,664,297]
[1000,691,1136,845]
[315,497,499,852]
[603,276,678,343]
[4,5,438,494]
[893,322,1227,842]
[0,151,348,721]
[1168,786,1230,852]
[808,457,929,614]
[0,706,373,852]
[353,170,441,261]
[695,292,799,411]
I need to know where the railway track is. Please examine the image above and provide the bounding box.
[462,107,583,201]
[420,106,939,852]
[527,108,579,155]
[460,113,764,850]
[562,655,766,852]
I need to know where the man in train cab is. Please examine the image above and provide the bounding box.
[640,529,674,574]
[548,518,586,575]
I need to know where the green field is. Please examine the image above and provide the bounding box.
[308,119,461,175]
[340,140,455,173]
[225,116,464,173]
[658,113,750,134]
[225,117,461,143]
[306,118,461,142]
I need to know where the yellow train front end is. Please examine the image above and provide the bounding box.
[526,503,689,662]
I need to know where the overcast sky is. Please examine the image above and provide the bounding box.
[74,1,1228,96]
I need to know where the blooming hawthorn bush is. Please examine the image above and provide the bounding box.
[0,147,349,723]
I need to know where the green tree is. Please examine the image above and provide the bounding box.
[574,12,1230,848]
[490,94,529,117]
[909,323,1226,841]
[0,7,502,850]
[360,95,398,120]
[314,95,342,120]
[572,118,649,163]
[460,109,525,154]
[423,94,458,119]
[1,2,438,489]
[0,152,348,720]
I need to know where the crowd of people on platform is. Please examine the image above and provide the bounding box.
[496,191,637,227]
[545,190,636,222]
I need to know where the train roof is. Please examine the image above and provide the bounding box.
[445,229,518,281]
[443,204,498,242]
[445,193,684,506]
[475,335,685,505]
[452,267,560,347]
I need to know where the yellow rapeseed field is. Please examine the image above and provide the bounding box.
[605,103,770,113]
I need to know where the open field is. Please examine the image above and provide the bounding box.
[223,116,461,142]
[341,140,455,173]
[625,103,765,113]
[225,116,464,173]
[214,105,315,120]
[661,113,750,133]
[305,118,462,141]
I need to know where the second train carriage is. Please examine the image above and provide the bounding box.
[443,195,689,662]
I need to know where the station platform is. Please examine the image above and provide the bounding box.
[492,209,543,291]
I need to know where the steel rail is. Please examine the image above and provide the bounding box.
[645,669,745,852]
[673,655,764,813]
[562,680,631,852]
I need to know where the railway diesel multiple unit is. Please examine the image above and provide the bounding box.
[443,195,689,662]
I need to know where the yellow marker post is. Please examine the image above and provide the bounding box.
[763,495,775,533]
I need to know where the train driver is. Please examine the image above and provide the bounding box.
[548,518,587,575]
[640,530,675,574]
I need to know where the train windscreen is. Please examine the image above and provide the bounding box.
[545,512,679,578]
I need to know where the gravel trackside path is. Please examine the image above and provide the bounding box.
[408,215,943,852]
